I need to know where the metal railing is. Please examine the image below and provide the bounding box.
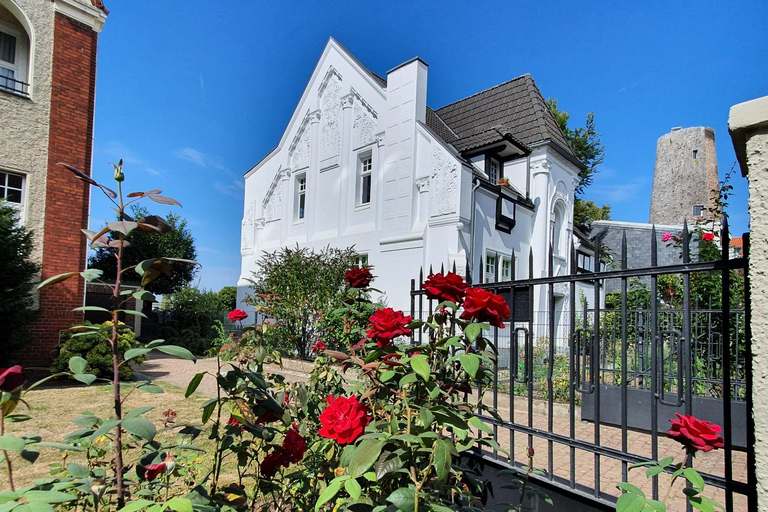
[409,219,753,510]
[0,75,29,96]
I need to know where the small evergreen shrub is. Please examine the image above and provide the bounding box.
[52,322,144,380]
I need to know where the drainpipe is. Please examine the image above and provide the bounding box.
[468,178,482,284]
[525,155,531,199]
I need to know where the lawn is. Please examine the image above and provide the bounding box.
[1,380,214,490]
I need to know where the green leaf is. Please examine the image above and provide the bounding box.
[616,482,645,495]
[684,467,705,491]
[37,272,78,290]
[410,354,430,382]
[0,435,25,452]
[66,463,89,478]
[125,406,154,419]
[201,399,217,424]
[132,290,156,302]
[645,499,667,512]
[463,323,483,343]
[122,417,156,441]
[348,439,385,478]
[124,348,152,361]
[380,369,396,382]
[344,478,361,501]
[616,491,647,512]
[116,499,155,512]
[118,309,148,319]
[73,374,97,385]
[164,498,192,512]
[137,384,164,394]
[156,345,196,362]
[72,306,110,313]
[25,503,54,512]
[646,465,664,478]
[68,356,88,374]
[106,220,139,235]
[689,496,716,512]
[386,487,416,512]
[23,491,76,504]
[658,456,675,468]
[374,451,404,479]
[469,415,493,435]
[434,439,453,482]
[399,373,418,388]
[36,442,84,452]
[185,372,206,398]
[314,477,345,512]
[80,269,103,282]
[20,450,39,463]
[459,354,480,378]
[91,419,121,442]
[169,444,204,452]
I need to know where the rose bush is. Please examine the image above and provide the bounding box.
[423,271,467,304]
[317,394,370,445]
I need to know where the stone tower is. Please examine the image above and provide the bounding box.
[649,127,719,225]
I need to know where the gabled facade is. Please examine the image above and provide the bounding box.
[238,39,582,319]
[0,0,107,365]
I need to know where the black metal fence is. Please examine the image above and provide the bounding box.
[410,220,752,511]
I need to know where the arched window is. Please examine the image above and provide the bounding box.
[0,2,31,96]
[552,202,566,256]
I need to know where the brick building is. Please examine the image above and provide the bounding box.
[0,0,107,365]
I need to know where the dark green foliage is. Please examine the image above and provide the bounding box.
[247,245,358,358]
[161,286,225,354]
[547,98,606,196]
[51,322,143,380]
[316,293,378,352]
[217,286,238,311]
[0,200,40,363]
[573,198,611,228]
[88,205,197,295]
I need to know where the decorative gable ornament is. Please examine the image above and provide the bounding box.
[430,145,459,217]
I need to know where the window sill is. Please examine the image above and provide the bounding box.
[0,87,31,100]
[355,203,371,212]
[293,219,305,226]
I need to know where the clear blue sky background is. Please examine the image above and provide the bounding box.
[89,1,767,292]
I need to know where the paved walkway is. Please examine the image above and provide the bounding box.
[138,353,747,510]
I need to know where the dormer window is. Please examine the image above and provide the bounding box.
[487,157,500,184]
[0,15,30,97]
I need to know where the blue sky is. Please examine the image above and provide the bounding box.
[89,1,767,292]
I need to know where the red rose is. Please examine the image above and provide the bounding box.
[702,232,715,242]
[667,414,724,454]
[345,267,373,288]
[0,366,24,392]
[312,341,327,353]
[260,450,285,478]
[459,287,510,328]
[366,308,412,348]
[282,424,306,464]
[423,272,467,304]
[144,462,171,481]
[318,395,370,445]
[228,309,248,323]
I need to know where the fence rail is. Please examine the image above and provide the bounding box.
[410,220,752,510]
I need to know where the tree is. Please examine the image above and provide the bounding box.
[247,245,357,358]
[217,285,238,311]
[573,199,611,227]
[89,205,198,295]
[0,200,40,362]
[547,98,610,226]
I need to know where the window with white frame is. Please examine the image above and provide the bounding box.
[693,204,705,218]
[0,18,30,96]
[484,252,497,283]
[358,154,372,206]
[500,256,512,281]
[295,175,306,220]
[0,170,25,222]
[487,157,500,184]
[354,253,369,268]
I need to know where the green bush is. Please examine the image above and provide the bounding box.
[51,321,144,380]
[161,285,226,354]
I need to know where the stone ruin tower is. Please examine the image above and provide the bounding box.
[649,127,719,225]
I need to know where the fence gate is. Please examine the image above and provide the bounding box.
[410,222,753,511]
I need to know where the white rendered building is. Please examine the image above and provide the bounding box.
[237,39,583,322]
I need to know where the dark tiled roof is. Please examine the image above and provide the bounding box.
[426,107,459,143]
[435,74,576,160]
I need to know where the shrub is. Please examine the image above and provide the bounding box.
[51,321,144,380]
[0,199,40,362]
[161,285,225,354]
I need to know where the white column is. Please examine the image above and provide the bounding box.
[307,109,321,238]
[339,93,354,233]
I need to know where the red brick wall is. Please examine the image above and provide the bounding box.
[25,13,99,367]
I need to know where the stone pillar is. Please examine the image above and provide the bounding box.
[307,109,321,238]
[728,95,768,510]
[339,93,354,233]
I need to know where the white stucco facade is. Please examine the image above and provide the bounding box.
[237,39,581,320]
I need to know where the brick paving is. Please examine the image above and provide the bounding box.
[139,354,748,510]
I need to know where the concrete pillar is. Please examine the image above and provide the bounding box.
[728,95,768,510]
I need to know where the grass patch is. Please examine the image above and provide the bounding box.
[1,379,214,489]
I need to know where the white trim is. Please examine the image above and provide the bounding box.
[54,0,107,33]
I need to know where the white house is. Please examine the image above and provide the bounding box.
[237,38,583,325]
